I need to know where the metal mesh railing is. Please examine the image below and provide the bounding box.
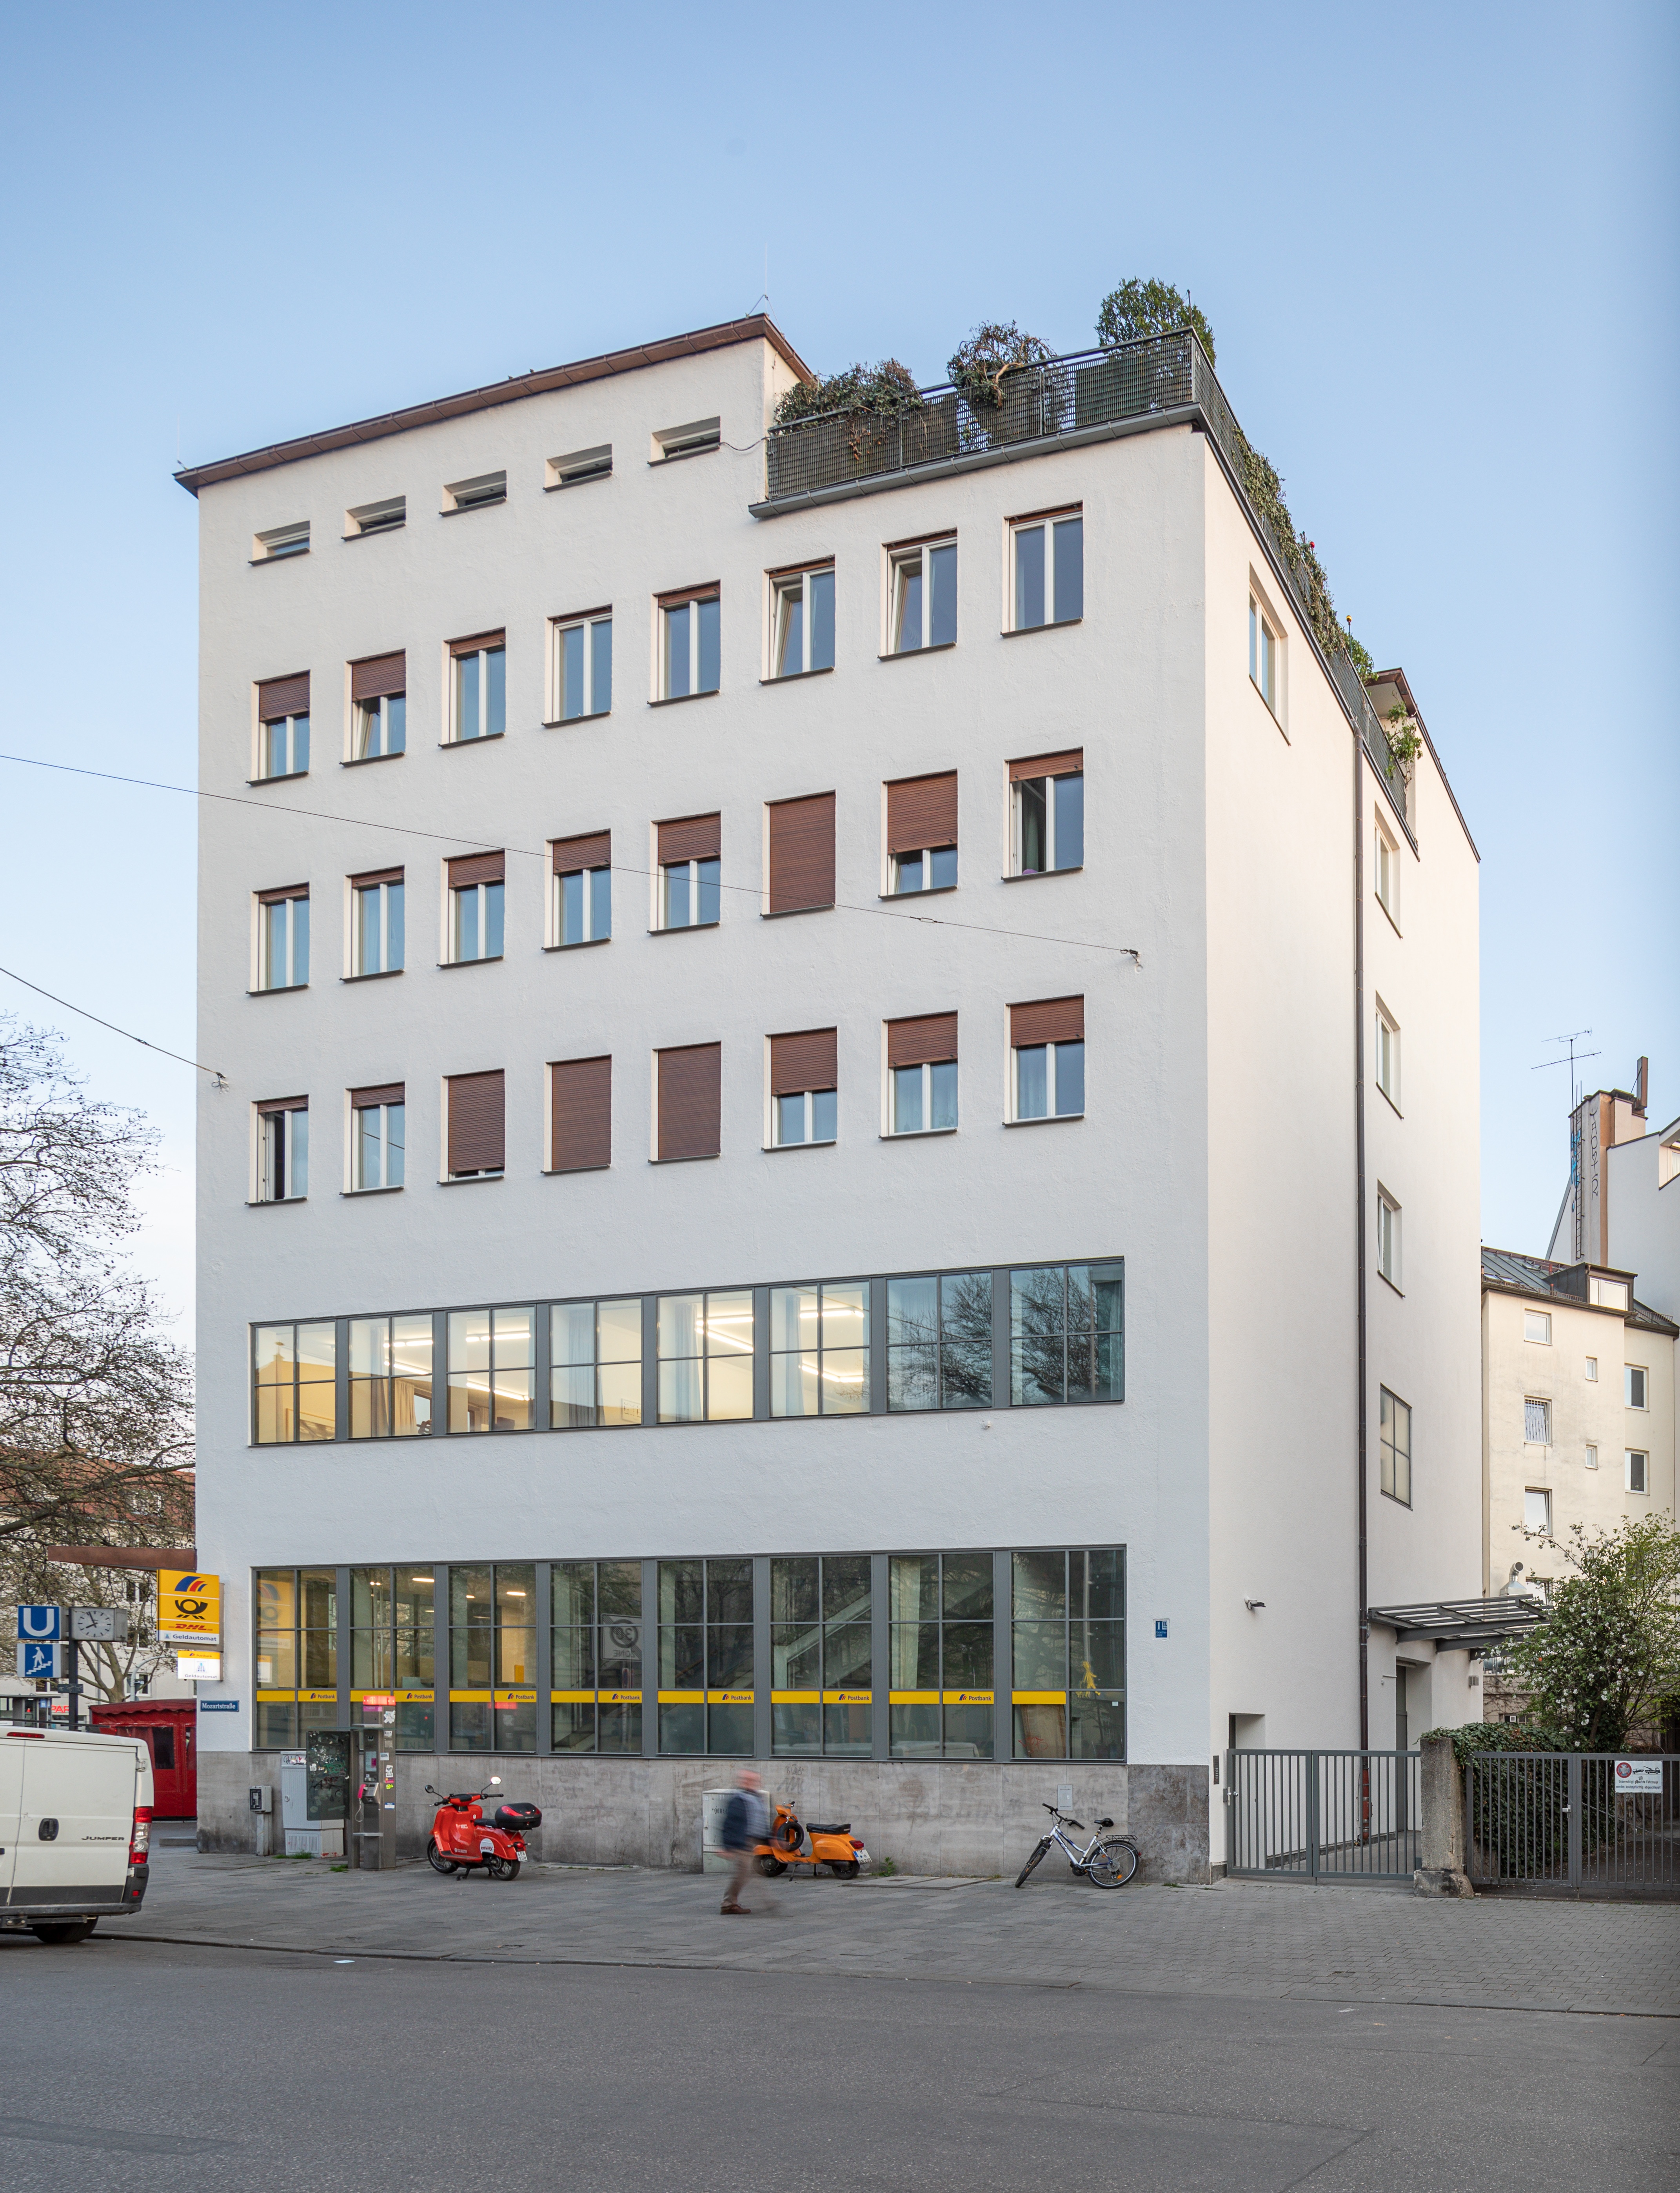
[763,334,1413,834]
[1466,1753,1680,1895]
[1226,1748,1420,1880]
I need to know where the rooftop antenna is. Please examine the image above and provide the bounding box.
[1532,1030,1600,1263]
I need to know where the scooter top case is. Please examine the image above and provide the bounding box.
[493,1801,541,1834]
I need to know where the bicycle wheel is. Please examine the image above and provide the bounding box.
[1088,1837,1139,1888]
[1014,1837,1052,1888]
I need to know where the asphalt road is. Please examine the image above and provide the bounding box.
[1,1926,1675,2193]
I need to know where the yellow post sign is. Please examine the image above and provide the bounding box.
[160,1572,221,1644]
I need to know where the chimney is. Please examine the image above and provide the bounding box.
[1635,1056,1648,1118]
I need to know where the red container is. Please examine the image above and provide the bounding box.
[88,1699,198,1819]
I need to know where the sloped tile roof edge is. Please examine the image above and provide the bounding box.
[1482,1245,1679,1335]
[174,314,814,495]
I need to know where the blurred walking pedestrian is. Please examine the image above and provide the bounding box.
[719,1766,774,1915]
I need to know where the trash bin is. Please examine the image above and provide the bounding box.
[702,1788,739,1874]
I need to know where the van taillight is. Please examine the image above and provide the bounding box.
[130,1805,153,1864]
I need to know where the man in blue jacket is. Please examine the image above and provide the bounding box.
[719,1767,772,1915]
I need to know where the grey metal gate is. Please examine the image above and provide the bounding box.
[1465,1753,1679,1897]
[1226,1749,1420,1880]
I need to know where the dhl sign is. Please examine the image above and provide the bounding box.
[160,1572,221,1643]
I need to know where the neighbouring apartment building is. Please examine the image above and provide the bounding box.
[180,314,1483,1876]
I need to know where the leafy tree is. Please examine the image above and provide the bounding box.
[774,358,922,428]
[946,322,1051,411]
[1095,278,1216,364]
[0,1017,193,1697]
[1500,1515,1680,1751]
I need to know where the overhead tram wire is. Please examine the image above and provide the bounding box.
[0,750,1144,968]
[0,961,227,1085]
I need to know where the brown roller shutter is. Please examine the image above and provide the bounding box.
[450,629,505,657]
[766,792,835,914]
[887,1013,958,1068]
[551,831,610,875]
[770,1028,837,1096]
[656,1043,721,1161]
[447,1070,505,1175]
[350,865,403,889]
[1009,748,1083,782]
[351,651,406,703]
[655,581,720,608]
[657,813,721,865]
[256,883,308,905]
[258,672,309,721]
[447,850,504,888]
[257,1094,307,1116]
[550,1056,612,1172]
[350,1081,405,1110]
[1011,996,1084,1047]
[886,772,957,854]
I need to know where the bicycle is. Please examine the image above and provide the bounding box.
[1014,1802,1139,1889]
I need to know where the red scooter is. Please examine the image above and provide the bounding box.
[424,1775,541,1879]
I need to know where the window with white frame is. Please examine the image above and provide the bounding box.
[449,633,505,741]
[1375,1003,1400,1107]
[888,538,956,654]
[1660,1132,1680,1188]
[1524,1310,1552,1344]
[551,610,612,721]
[351,870,404,976]
[655,815,719,930]
[1249,593,1280,715]
[1626,1364,1648,1409]
[1584,1443,1598,1470]
[1585,1355,1598,1381]
[351,652,406,758]
[447,855,504,963]
[257,888,309,990]
[1011,998,1084,1121]
[1375,816,1399,922]
[770,564,835,678]
[769,1030,837,1148]
[1524,1487,1552,1533]
[254,520,309,561]
[351,1085,404,1192]
[1010,752,1083,874]
[1379,1386,1411,1504]
[1377,1186,1401,1286]
[257,1098,308,1202]
[885,772,958,895]
[659,590,720,699]
[256,673,309,779]
[1626,1450,1648,1493]
[1010,511,1082,630]
[1524,1397,1552,1444]
[550,833,610,947]
[887,1014,958,1136]
[1589,1274,1630,1310]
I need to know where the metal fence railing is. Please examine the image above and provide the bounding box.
[1466,1753,1680,1896]
[1226,1749,1420,1881]
[762,334,1413,835]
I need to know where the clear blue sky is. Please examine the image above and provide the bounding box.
[1,2,1675,1329]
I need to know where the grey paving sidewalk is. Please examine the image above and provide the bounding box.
[118,1845,1680,2017]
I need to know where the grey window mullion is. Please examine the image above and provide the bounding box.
[333,1320,350,1442]
[752,1288,770,1420]
[992,1548,1012,1763]
[641,1297,658,1427]
[870,1550,890,1760]
[335,1563,352,1730]
[433,1312,450,1434]
[535,1561,552,1751]
[870,1278,888,1412]
[991,1270,1010,1412]
[640,1557,659,1755]
[752,1553,771,1758]
[432,1563,449,1752]
[533,1306,551,1434]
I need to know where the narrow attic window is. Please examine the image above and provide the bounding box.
[346,496,405,537]
[652,417,721,463]
[443,470,507,514]
[253,520,309,563]
[547,444,612,490]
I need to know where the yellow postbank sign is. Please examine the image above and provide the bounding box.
[160,1572,221,1644]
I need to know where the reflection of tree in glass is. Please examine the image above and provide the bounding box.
[941,1272,994,1408]
[1013,1267,1066,1403]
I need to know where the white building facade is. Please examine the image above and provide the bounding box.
[183,316,1482,1875]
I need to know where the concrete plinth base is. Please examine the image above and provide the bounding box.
[197,1751,1210,1882]
[1413,1866,1473,1898]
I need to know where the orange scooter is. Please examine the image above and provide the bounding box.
[756,1801,869,1879]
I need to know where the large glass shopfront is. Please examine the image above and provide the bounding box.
[252,1546,1125,1762]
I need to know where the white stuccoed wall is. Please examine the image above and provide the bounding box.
[189,330,1482,1871]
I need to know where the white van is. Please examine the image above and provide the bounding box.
[0,1724,153,1944]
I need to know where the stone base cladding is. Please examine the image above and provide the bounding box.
[199,1751,1210,1882]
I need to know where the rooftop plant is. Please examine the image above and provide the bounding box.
[772,358,922,429]
[945,321,1052,411]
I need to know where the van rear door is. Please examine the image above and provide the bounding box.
[11,1733,134,1911]
[0,1736,24,1897]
